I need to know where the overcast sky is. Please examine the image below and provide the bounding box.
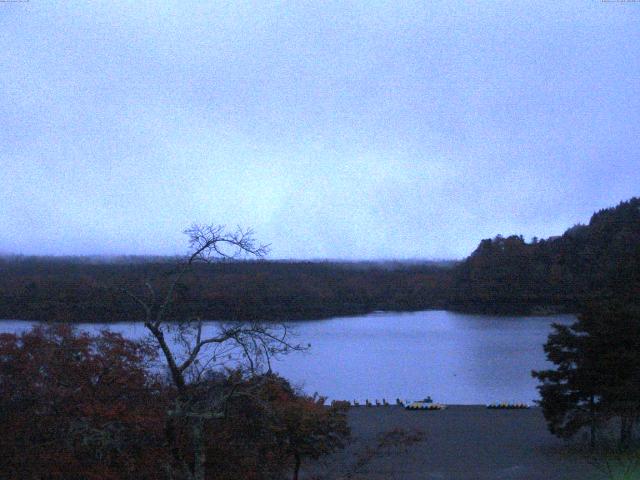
[1,1,638,260]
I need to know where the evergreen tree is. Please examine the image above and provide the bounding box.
[533,301,640,449]
[532,320,602,447]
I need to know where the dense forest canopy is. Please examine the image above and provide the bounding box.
[0,258,453,322]
[0,197,638,321]
[450,197,640,313]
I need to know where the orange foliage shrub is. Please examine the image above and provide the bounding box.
[0,325,168,479]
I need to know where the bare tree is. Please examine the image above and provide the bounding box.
[123,224,304,480]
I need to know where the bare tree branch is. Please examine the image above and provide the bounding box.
[121,288,151,321]
[119,224,301,480]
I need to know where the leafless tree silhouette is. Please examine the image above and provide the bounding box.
[123,224,305,480]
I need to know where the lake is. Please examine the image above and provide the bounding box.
[0,310,574,405]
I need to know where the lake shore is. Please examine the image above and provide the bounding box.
[303,405,603,479]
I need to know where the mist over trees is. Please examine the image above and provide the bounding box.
[0,197,638,321]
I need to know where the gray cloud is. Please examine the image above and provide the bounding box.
[1,1,638,259]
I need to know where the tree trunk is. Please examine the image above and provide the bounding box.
[147,323,186,391]
[589,395,596,449]
[192,417,206,480]
[293,453,301,480]
[619,415,633,450]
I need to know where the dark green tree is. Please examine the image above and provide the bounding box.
[532,320,602,447]
[533,301,640,449]
[582,302,640,449]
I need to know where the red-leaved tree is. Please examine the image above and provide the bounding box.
[0,325,168,479]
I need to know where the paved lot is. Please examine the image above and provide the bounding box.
[303,406,605,480]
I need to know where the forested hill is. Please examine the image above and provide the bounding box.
[0,198,638,322]
[449,197,640,313]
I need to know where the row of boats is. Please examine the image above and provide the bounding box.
[349,397,530,410]
[486,403,530,409]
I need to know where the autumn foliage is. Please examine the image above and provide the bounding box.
[203,375,350,480]
[0,326,349,479]
[0,325,166,479]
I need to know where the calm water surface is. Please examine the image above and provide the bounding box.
[0,310,574,404]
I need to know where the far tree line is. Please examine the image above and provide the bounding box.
[0,197,638,322]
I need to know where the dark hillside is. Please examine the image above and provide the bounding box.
[449,197,640,313]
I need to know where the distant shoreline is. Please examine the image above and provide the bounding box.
[0,305,576,324]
